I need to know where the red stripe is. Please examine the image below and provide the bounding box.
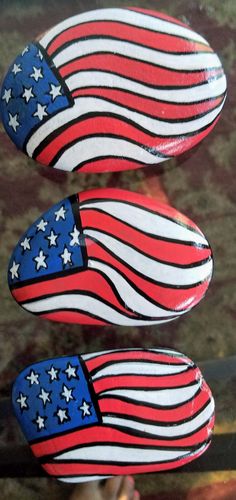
[41,310,107,325]
[98,389,211,423]
[85,239,211,311]
[79,157,148,173]
[79,189,203,241]
[80,187,205,235]
[72,88,224,120]
[12,269,137,317]
[92,367,201,392]
[81,208,211,264]
[48,20,212,57]
[78,115,220,172]
[36,113,221,171]
[42,442,210,476]
[31,418,214,458]
[60,54,221,86]
[85,350,192,372]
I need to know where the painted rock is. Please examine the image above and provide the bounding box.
[8,188,213,326]
[12,348,215,481]
[1,8,226,173]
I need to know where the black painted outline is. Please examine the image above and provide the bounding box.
[90,360,196,378]
[46,15,210,55]
[57,43,222,75]
[32,106,224,168]
[80,204,209,247]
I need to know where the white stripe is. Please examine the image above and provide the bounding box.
[40,8,208,48]
[55,445,191,463]
[84,229,213,286]
[53,137,167,172]
[82,350,118,360]
[54,39,221,71]
[58,475,111,483]
[56,95,225,138]
[81,199,207,245]
[102,400,214,437]
[26,76,226,158]
[66,72,226,102]
[22,294,178,326]
[92,361,189,380]
[81,348,188,361]
[88,259,187,318]
[99,382,202,407]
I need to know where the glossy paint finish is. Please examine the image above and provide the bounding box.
[0,7,226,173]
[8,188,213,326]
[12,348,215,482]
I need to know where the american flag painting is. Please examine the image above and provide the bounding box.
[12,349,215,482]
[8,189,213,326]
[0,7,226,173]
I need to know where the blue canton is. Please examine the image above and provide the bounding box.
[8,197,84,284]
[12,356,99,442]
[0,43,70,149]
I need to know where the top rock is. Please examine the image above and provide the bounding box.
[0,7,227,173]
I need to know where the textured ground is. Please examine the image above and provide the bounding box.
[0,0,236,498]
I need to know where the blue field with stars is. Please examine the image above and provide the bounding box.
[12,356,99,442]
[0,43,70,149]
[8,196,84,285]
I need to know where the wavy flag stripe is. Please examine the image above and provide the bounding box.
[0,7,226,173]
[12,349,215,482]
[8,189,213,326]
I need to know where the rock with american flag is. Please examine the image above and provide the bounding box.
[8,188,213,326]
[12,348,215,482]
[0,7,226,173]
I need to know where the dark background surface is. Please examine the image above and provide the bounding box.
[0,0,236,498]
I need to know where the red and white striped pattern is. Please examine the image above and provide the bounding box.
[31,348,214,482]
[26,7,226,172]
[14,188,213,326]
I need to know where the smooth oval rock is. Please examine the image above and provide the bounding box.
[12,348,215,481]
[8,188,213,326]
[1,7,226,173]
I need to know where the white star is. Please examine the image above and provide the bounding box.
[16,392,28,411]
[46,229,59,247]
[22,86,35,103]
[26,369,40,386]
[37,49,43,61]
[8,112,20,132]
[20,237,31,251]
[69,225,80,246]
[36,218,48,232]
[9,260,20,279]
[38,387,51,407]
[33,413,47,430]
[79,399,91,418]
[47,365,60,382]
[12,63,22,75]
[64,363,78,380]
[2,88,12,104]
[54,205,66,221]
[33,103,48,121]
[30,66,43,82]
[55,407,70,424]
[34,249,48,271]
[22,46,29,56]
[61,384,74,403]
[49,83,62,101]
[60,246,72,266]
